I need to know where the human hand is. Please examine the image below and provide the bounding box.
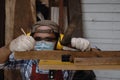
[71,38,91,51]
[9,35,35,51]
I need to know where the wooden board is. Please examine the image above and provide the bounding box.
[14,50,120,60]
[0,0,5,47]
[5,0,16,44]
[67,0,83,38]
[5,0,36,44]
[14,50,120,70]
[74,57,120,65]
[39,63,120,70]
[13,0,36,38]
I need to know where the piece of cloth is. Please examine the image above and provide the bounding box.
[30,64,63,80]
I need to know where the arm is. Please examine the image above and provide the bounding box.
[0,45,11,64]
[0,35,35,64]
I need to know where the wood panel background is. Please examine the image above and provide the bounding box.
[5,0,36,44]
[0,0,5,47]
[82,0,120,80]
[81,0,120,51]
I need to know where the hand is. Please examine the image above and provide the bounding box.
[9,35,35,51]
[71,38,91,51]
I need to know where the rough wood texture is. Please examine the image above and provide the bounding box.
[0,0,5,47]
[74,57,120,65]
[14,50,120,60]
[5,0,36,44]
[39,63,120,70]
[14,50,120,69]
[67,0,83,38]
[5,0,16,45]
[61,14,83,45]
[59,0,64,33]
[4,69,22,80]
[13,0,36,38]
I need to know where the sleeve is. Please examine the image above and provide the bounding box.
[0,52,15,69]
[3,52,28,69]
[0,63,5,69]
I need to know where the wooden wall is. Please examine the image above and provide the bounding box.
[0,0,5,47]
[82,0,120,51]
[5,0,36,44]
[82,0,120,80]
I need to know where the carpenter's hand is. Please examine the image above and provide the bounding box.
[71,38,91,51]
[9,35,35,51]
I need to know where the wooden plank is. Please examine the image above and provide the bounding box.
[90,43,120,51]
[83,13,120,22]
[5,0,36,44]
[14,50,120,70]
[0,0,5,47]
[39,64,120,70]
[67,0,83,38]
[5,0,16,44]
[59,0,64,33]
[84,30,120,39]
[82,4,120,13]
[83,22,120,30]
[88,39,120,44]
[82,0,120,3]
[13,0,36,38]
[14,50,120,60]
[74,57,120,65]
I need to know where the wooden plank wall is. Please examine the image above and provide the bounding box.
[5,0,36,44]
[82,0,120,51]
[0,0,5,47]
[82,0,120,80]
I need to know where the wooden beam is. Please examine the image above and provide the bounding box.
[59,0,64,33]
[67,0,83,37]
[13,0,36,38]
[5,0,16,44]
[5,0,36,44]
[14,50,120,70]
[39,64,120,70]
[14,50,120,60]
[0,0,5,47]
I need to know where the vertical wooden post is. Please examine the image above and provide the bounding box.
[13,0,36,38]
[67,0,83,37]
[0,0,5,47]
[59,0,64,33]
[5,0,36,44]
[5,0,16,45]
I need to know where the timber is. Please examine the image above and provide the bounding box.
[13,0,36,38]
[5,0,16,45]
[59,0,64,33]
[39,63,120,70]
[5,0,36,44]
[0,0,5,47]
[15,50,120,60]
[14,50,120,70]
[67,0,83,38]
